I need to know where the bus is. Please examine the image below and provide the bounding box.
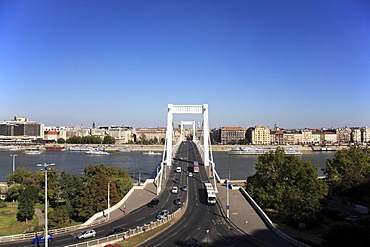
[204,182,216,205]
[193,161,199,173]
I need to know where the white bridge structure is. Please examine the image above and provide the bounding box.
[154,104,220,195]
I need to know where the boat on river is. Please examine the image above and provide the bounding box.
[24,148,43,155]
[117,146,132,152]
[227,146,302,155]
[85,150,110,155]
[85,147,109,155]
[142,151,162,156]
[68,145,94,152]
[0,145,20,151]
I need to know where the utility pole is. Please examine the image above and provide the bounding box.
[107,181,111,221]
[10,154,18,182]
[36,163,55,247]
[226,170,230,218]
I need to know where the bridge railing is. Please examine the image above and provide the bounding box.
[64,207,182,247]
[0,217,106,244]
[0,179,154,244]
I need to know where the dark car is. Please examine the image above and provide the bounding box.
[106,226,126,236]
[174,197,182,205]
[173,178,179,183]
[31,233,53,244]
[147,198,160,208]
[181,185,188,191]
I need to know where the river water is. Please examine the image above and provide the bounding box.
[0,150,335,182]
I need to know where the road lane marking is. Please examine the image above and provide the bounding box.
[136,217,145,222]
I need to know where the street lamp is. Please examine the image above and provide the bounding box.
[107,181,111,221]
[206,229,209,245]
[10,154,18,173]
[37,163,55,247]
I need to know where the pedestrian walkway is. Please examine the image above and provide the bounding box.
[34,208,44,226]
[216,184,298,247]
[108,182,158,221]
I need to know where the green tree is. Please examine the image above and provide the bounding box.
[323,146,370,195]
[49,205,73,228]
[5,184,23,202]
[103,135,115,144]
[72,165,131,221]
[17,186,37,223]
[57,138,65,144]
[321,222,370,247]
[247,147,328,223]
[6,168,33,185]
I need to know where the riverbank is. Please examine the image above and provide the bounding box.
[1,143,345,152]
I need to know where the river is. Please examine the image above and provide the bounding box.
[0,150,335,182]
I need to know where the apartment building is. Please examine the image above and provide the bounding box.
[351,128,362,144]
[135,127,166,143]
[106,126,134,144]
[301,130,313,145]
[336,127,351,145]
[246,125,271,145]
[270,130,284,145]
[219,126,246,144]
[362,127,370,143]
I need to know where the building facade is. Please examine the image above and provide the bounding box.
[0,117,44,143]
[219,126,246,144]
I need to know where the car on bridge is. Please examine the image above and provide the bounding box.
[106,226,126,236]
[156,209,169,219]
[171,186,178,193]
[147,198,160,207]
[174,197,182,205]
[31,233,53,244]
[76,229,96,239]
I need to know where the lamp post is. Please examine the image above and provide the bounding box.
[206,229,209,245]
[37,163,55,247]
[226,170,230,218]
[10,154,17,173]
[107,181,111,221]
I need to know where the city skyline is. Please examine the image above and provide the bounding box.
[1,1,369,129]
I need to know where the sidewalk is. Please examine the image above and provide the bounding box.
[108,182,158,221]
[216,184,298,247]
[107,165,170,222]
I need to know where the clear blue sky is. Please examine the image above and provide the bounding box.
[1,0,369,129]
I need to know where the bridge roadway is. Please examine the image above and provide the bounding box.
[0,141,296,247]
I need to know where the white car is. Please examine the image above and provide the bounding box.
[171,186,178,194]
[76,229,96,239]
[156,209,169,219]
[188,172,193,177]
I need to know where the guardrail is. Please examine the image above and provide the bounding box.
[0,217,106,243]
[239,187,310,247]
[65,207,182,247]
[0,179,154,244]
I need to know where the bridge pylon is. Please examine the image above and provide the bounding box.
[155,104,212,195]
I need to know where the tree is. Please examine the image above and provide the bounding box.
[57,138,65,144]
[247,147,328,224]
[323,146,370,195]
[17,186,37,223]
[5,184,23,202]
[321,222,370,247]
[49,205,73,228]
[103,135,115,144]
[6,168,33,185]
[72,165,132,221]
